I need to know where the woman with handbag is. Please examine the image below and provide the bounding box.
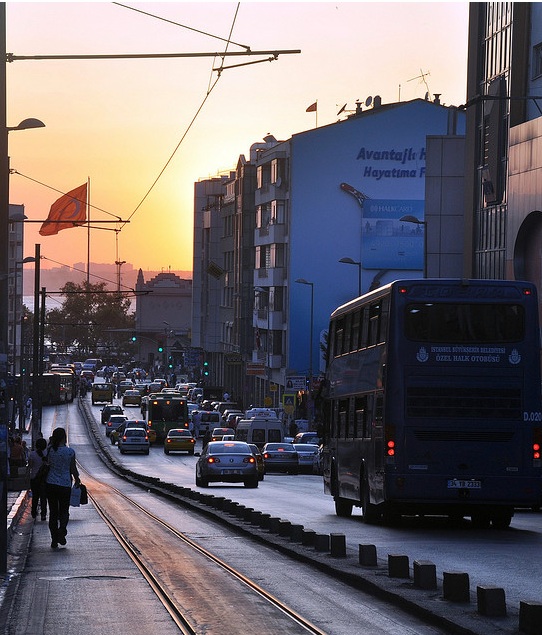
[45,427,80,549]
[28,437,48,521]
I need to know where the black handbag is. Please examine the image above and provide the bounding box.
[79,483,88,505]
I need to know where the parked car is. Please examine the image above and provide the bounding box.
[118,427,150,454]
[293,444,319,473]
[164,429,196,455]
[248,443,265,481]
[262,442,299,474]
[105,414,128,437]
[101,404,124,425]
[122,389,142,407]
[211,427,235,441]
[293,431,321,445]
[195,441,259,488]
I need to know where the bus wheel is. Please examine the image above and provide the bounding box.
[491,509,512,529]
[471,511,491,528]
[361,482,380,524]
[335,497,353,517]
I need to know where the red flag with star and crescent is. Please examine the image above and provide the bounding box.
[39,183,87,236]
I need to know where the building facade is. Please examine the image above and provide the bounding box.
[193,98,465,413]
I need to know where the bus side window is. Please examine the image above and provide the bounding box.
[344,313,352,353]
[368,302,381,346]
[351,310,361,351]
[335,318,344,356]
[355,395,369,438]
[338,399,348,438]
[360,307,369,349]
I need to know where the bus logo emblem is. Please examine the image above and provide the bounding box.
[416,346,429,362]
[508,349,521,365]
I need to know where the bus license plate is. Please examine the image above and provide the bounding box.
[447,479,481,489]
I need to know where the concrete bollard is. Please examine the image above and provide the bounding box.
[330,533,346,557]
[250,510,263,524]
[388,554,410,578]
[242,507,254,521]
[259,513,272,529]
[278,519,292,536]
[289,524,304,542]
[476,586,506,617]
[413,560,437,590]
[301,528,316,546]
[268,517,282,533]
[443,571,470,603]
[359,544,377,566]
[519,601,542,634]
[314,533,330,552]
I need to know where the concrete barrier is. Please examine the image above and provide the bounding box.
[289,524,304,542]
[476,585,506,617]
[388,554,409,578]
[359,544,377,566]
[519,601,542,634]
[413,560,437,590]
[314,533,330,552]
[330,533,346,557]
[301,528,316,546]
[443,571,470,603]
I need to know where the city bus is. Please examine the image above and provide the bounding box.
[321,279,542,528]
[147,394,189,443]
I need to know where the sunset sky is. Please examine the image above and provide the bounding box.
[6,2,469,272]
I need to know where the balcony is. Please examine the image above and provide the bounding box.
[254,268,285,287]
[255,182,288,206]
[255,222,285,245]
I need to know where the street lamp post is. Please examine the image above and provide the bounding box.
[339,257,362,297]
[399,214,427,277]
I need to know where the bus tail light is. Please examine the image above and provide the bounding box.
[533,428,542,464]
[385,425,396,461]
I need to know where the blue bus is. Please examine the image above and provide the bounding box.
[321,279,542,527]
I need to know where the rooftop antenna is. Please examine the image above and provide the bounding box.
[407,68,431,100]
[336,102,356,118]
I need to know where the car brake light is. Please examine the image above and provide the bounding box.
[263,453,269,459]
[243,456,255,464]
[208,457,220,464]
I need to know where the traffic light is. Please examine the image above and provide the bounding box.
[158,345,164,353]
[203,360,209,376]
[131,333,137,342]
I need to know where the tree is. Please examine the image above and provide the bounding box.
[45,281,135,359]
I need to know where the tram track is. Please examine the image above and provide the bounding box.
[79,469,327,635]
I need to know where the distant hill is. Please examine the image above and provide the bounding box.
[23,262,192,295]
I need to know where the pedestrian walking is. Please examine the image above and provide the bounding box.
[24,395,32,421]
[28,437,48,521]
[45,427,80,549]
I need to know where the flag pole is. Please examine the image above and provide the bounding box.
[86,176,90,284]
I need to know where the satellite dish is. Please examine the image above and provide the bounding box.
[337,103,347,116]
[365,96,373,107]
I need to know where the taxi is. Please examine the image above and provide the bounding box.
[91,382,114,405]
[163,428,196,455]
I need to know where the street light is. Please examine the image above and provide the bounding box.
[339,257,362,297]
[399,214,427,277]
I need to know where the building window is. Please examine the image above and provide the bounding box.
[533,42,542,79]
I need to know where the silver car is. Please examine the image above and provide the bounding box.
[118,427,150,455]
[195,441,259,488]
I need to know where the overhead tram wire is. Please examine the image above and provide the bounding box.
[113,1,251,52]
[120,2,243,231]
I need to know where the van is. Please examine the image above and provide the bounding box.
[234,418,283,449]
[245,407,277,419]
[91,382,114,404]
[199,411,224,436]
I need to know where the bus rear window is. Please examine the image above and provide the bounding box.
[405,303,524,342]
